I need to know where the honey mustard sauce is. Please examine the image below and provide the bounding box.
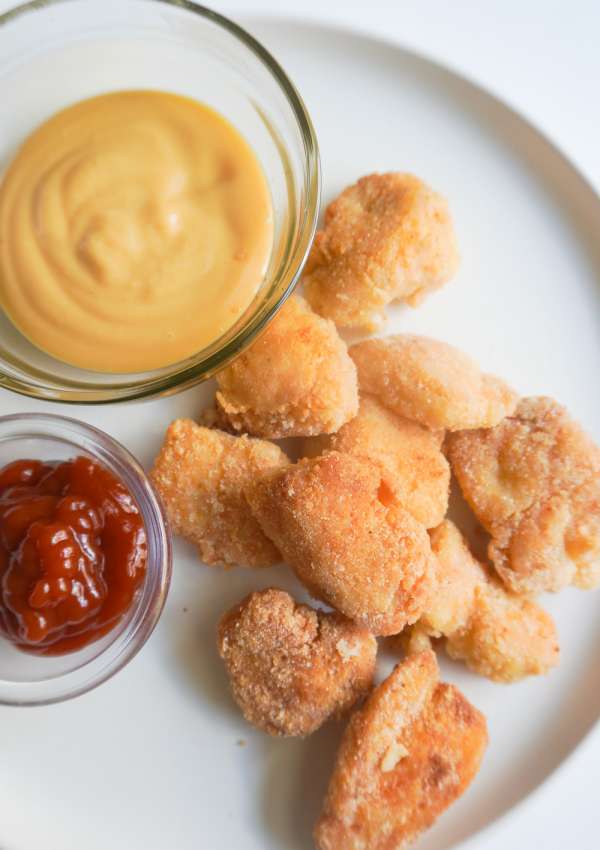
[0,91,273,373]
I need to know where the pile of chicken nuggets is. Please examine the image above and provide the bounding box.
[151,172,600,850]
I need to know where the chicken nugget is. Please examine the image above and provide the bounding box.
[302,394,449,528]
[215,295,358,438]
[246,452,436,636]
[402,521,559,682]
[217,588,377,737]
[350,335,517,431]
[448,396,600,594]
[420,520,484,637]
[150,419,289,568]
[447,583,559,682]
[303,173,459,329]
[314,651,487,850]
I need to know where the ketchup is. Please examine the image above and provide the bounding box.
[0,456,147,655]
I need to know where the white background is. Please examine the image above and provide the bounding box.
[0,1,598,848]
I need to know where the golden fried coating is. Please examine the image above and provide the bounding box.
[150,419,289,568]
[302,394,449,528]
[448,396,600,594]
[350,335,517,431]
[447,583,559,682]
[314,651,487,850]
[215,295,358,438]
[402,521,559,682]
[422,520,483,637]
[246,452,437,636]
[303,173,459,329]
[217,588,377,737]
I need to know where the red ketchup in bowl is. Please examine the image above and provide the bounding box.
[0,456,147,655]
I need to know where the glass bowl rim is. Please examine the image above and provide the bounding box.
[0,411,172,706]
[0,0,321,404]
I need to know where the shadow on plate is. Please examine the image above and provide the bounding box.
[167,542,312,719]
[167,543,349,850]
[414,612,600,850]
[260,719,345,850]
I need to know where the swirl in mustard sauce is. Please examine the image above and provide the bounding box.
[0,90,273,373]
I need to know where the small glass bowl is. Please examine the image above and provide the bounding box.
[0,0,320,403]
[0,413,171,706]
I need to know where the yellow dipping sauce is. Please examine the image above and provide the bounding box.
[0,91,273,373]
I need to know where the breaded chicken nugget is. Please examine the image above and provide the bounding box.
[418,520,484,638]
[402,521,559,682]
[448,396,600,594]
[303,173,459,329]
[150,419,289,568]
[314,651,487,850]
[350,335,518,431]
[447,583,559,682]
[302,395,449,528]
[217,588,377,737]
[215,295,358,438]
[246,452,436,636]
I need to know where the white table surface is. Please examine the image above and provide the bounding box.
[0,1,598,848]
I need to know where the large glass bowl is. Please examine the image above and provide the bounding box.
[0,0,320,403]
[0,413,172,705]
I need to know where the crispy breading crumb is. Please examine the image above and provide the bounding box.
[400,520,559,682]
[448,396,600,594]
[350,334,518,431]
[150,419,289,568]
[314,651,488,850]
[246,452,437,636]
[303,173,459,329]
[380,740,409,772]
[336,638,364,661]
[447,583,559,682]
[217,588,377,737]
[302,394,449,527]
[214,295,358,438]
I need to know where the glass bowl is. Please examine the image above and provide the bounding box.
[0,0,320,403]
[0,413,172,705]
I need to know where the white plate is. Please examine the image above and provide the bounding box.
[1,16,600,850]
